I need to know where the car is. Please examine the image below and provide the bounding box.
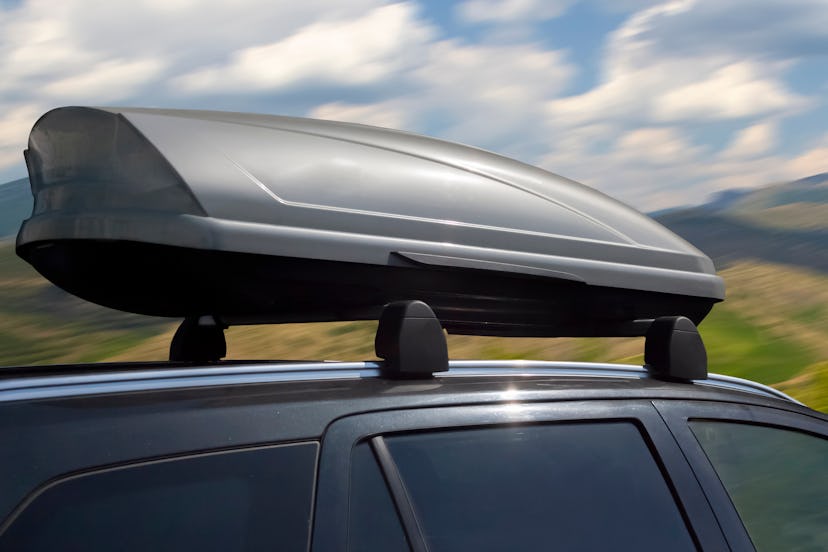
[1,106,826,551]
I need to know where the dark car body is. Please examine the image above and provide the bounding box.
[1,359,826,551]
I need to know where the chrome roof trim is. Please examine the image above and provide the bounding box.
[441,361,801,404]
[0,359,801,405]
[703,373,804,405]
[0,362,382,403]
[439,360,648,379]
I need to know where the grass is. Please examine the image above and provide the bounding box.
[699,308,814,384]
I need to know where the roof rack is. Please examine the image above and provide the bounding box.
[375,300,448,379]
[168,302,707,382]
[643,316,707,381]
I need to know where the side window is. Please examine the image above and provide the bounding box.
[382,422,696,552]
[348,442,409,551]
[0,442,318,552]
[690,421,828,551]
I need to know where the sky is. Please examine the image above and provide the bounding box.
[0,0,826,210]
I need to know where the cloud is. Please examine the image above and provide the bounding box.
[308,39,575,163]
[0,0,824,211]
[785,134,828,178]
[537,0,823,208]
[0,0,393,100]
[0,0,401,179]
[654,63,808,121]
[721,122,777,160]
[613,127,704,165]
[548,1,810,127]
[627,0,828,61]
[42,59,165,101]
[175,3,434,93]
[310,100,408,129]
[456,0,575,24]
[0,103,43,172]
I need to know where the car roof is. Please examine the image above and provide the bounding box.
[0,359,805,413]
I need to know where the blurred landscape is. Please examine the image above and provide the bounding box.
[1,173,827,411]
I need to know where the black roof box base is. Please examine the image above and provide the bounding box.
[18,240,715,338]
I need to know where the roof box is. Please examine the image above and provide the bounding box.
[16,107,724,337]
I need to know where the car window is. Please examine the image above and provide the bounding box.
[0,442,318,552]
[348,442,409,551]
[690,421,828,551]
[383,422,696,552]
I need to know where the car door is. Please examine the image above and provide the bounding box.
[312,399,729,551]
[656,400,828,552]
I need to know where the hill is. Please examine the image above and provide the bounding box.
[0,240,174,365]
[655,172,828,271]
[0,178,32,238]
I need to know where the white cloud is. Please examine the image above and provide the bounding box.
[42,59,165,101]
[785,134,828,178]
[537,0,824,208]
[625,0,828,62]
[721,122,777,160]
[175,3,434,93]
[0,103,43,172]
[457,0,574,24]
[306,39,575,162]
[0,0,401,179]
[310,101,408,129]
[548,1,809,127]
[654,63,807,121]
[0,0,824,212]
[613,127,703,165]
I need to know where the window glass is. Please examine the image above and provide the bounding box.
[385,422,695,552]
[348,442,409,551]
[690,421,828,551]
[0,442,318,552]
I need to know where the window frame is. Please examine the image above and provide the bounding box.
[312,400,728,551]
[0,441,320,552]
[655,400,828,552]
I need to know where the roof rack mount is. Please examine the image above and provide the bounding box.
[166,305,707,382]
[644,316,707,381]
[375,300,448,379]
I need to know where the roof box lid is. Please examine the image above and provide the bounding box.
[17,106,724,337]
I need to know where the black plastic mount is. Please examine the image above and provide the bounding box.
[644,316,707,381]
[169,316,227,362]
[375,300,449,379]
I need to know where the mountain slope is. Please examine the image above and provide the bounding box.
[657,209,828,272]
[0,178,32,238]
[655,172,828,272]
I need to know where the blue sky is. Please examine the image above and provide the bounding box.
[0,0,826,209]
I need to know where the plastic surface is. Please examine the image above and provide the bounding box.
[17,106,725,336]
[645,316,708,381]
[375,301,448,378]
[169,316,227,362]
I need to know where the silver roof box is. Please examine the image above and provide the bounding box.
[17,107,724,337]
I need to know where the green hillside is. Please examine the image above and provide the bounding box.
[1,240,827,411]
[0,240,174,365]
